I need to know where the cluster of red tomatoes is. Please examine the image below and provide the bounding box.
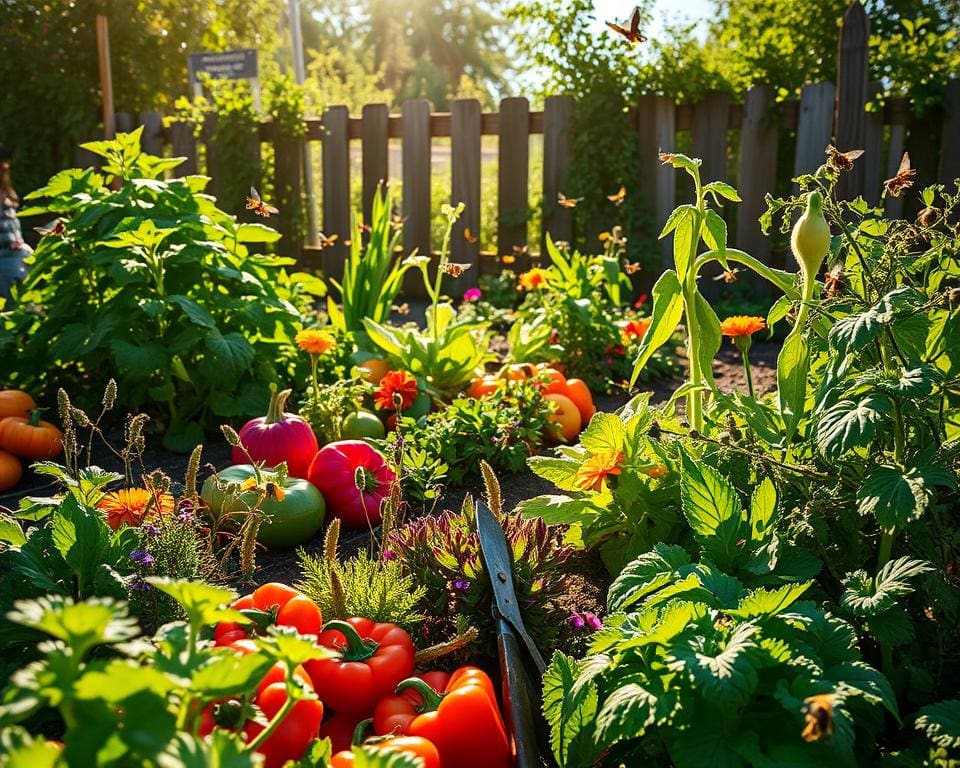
[467,363,596,443]
[209,583,512,768]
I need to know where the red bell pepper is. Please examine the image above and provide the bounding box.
[373,667,510,768]
[329,719,441,768]
[305,618,415,718]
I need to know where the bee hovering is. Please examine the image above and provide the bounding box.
[607,185,626,205]
[34,219,66,237]
[800,693,835,743]
[557,192,583,209]
[606,6,646,44]
[442,262,473,278]
[245,187,279,217]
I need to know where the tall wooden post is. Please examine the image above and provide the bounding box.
[96,15,115,140]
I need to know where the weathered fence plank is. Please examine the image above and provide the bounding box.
[938,78,960,186]
[863,82,884,205]
[169,121,197,175]
[542,95,574,248]
[497,97,530,273]
[274,133,303,260]
[835,1,869,200]
[637,94,676,268]
[115,112,134,134]
[361,103,389,225]
[139,112,164,156]
[737,85,779,267]
[794,82,836,180]
[401,100,432,297]
[885,124,906,220]
[321,105,350,282]
[692,91,730,186]
[450,99,482,291]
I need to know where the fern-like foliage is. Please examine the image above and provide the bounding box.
[296,548,425,632]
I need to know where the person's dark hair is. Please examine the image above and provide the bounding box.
[0,144,10,163]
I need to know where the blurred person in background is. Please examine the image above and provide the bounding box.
[0,143,32,302]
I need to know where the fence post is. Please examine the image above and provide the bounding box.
[863,82,884,206]
[139,112,164,156]
[115,112,134,134]
[938,78,960,186]
[794,82,836,183]
[636,94,676,269]
[835,1,869,201]
[361,103,389,225]
[401,100,432,298]
[497,97,530,273]
[274,127,304,261]
[321,105,350,283]
[169,121,198,175]
[691,91,729,187]
[736,85,779,268]
[542,95,573,250]
[450,99,482,291]
[203,113,220,199]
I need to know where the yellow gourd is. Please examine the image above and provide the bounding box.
[791,191,831,282]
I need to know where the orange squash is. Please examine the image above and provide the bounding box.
[0,390,35,421]
[564,378,596,424]
[544,393,582,443]
[467,376,503,399]
[0,450,22,491]
[359,359,392,385]
[0,412,63,460]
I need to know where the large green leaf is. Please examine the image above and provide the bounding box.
[526,456,583,491]
[630,270,683,385]
[111,340,167,379]
[678,449,749,569]
[169,295,217,329]
[542,652,601,768]
[692,290,721,391]
[235,222,281,243]
[51,496,111,597]
[915,699,960,750]
[203,331,255,382]
[777,327,809,440]
[840,557,932,616]
[727,583,811,619]
[857,464,943,528]
[607,544,692,613]
[668,623,759,707]
[815,397,890,459]
[595,684,658,744]
[748,478,778,544]
[579,412,627,455]
[514,495,596,526]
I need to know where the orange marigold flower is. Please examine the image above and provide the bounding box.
[622,318,651,341]
[518,268,550,291]
[97,488,175,531]
[375,370,419,411]
[296,328,337,355]
[720,315,766,338]
[574,451,624,492]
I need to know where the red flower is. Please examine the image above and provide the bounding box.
[622,318,651,341]
[374,370,419,411]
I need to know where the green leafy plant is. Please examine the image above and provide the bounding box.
[297,519,426,633]
[386,378,552,488]
[388,465,571,656]
[328,184,411,334]
[0,129,322,450]
[363,203,495,396]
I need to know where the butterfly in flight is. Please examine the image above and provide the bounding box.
[557,193,583,209]
[606,6,646,44]
[713,268,741,283]
[607,185,626,205]
[34,219,66,237]
[464,227,479,244]
[246,187,279,217]
[317,232,339,250]
[624,262,641,275]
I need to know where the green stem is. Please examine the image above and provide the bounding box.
[742,349,755,399]
[321,619,379,661]
[310,355,320,400]
[684,170,706,433]
[247,683,297,751]
[394,677,445,712]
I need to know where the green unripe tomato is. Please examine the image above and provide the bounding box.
[340,411,386,440]
[200,464,325,550]
[791,191,831,281]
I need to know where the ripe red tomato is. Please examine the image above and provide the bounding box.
[252,582,300,611]
[245,682,323,768]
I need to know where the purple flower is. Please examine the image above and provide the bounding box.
[463,288,482,302]
[141,523,160,538]
[453,578,471,592]
[583,612,603,632]
[130,577,153,592]
[567,613,586,629]
[129,549,155,567]
[176,509,195,523]
[382,548,396,561]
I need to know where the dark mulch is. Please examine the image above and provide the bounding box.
[0,341,779,607]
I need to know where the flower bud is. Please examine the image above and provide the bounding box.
[791,191,831,281]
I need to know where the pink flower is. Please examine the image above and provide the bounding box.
[463,288,482,302]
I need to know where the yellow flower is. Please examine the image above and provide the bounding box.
[296,328,337,355]
[574,451,624,492]
[518,268,550,291]
[720,316,766,339]
[97,488,175,531]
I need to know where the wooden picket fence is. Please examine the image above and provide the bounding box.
[105,2,960,292]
